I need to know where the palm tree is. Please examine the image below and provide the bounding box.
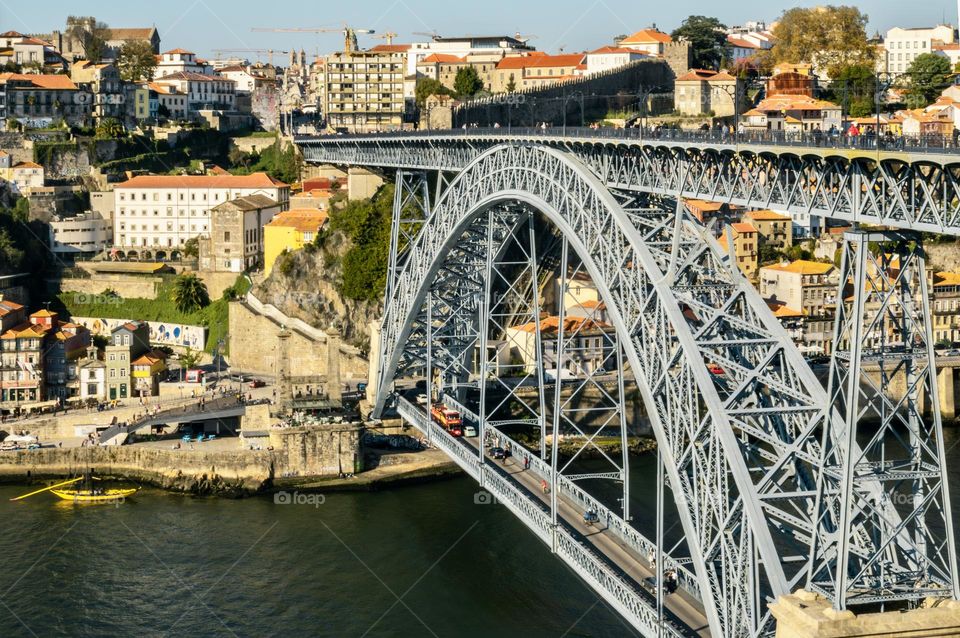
[172,274,210,313]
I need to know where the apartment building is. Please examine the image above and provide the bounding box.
[743,210,792,251]
[200,194,280,272]
[719,222,759,277]
[760,260,837,318]
[492,53,585,92]
[153,49,211,79]
[674,69,739,116]
[105,321,150,401]
[112,173,290,259]
[152,72,236,112]
[0,73,89,126]
[263,209,329,275]
[883,25,955,74]
[506,315,615,377]
[48,213,112,258]
[324,49,407,132]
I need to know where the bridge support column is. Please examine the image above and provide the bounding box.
[939,367,957,421]
[810,230,959,607]
[771,590,960,638]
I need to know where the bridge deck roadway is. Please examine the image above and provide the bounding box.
[461,434,712,636]
[401,395,711,636]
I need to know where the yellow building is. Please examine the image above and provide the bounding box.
[743,209,792,251]
[719,222,759,277]
[263,209,330,276]
[131,350,167,397]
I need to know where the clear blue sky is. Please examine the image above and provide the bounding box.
[2,0,959,61]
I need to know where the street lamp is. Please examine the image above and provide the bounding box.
[561,91,584,136]
[635,85,666,141]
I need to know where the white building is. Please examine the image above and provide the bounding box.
[403,35,535,76]
[152,49,211,79]
[1,161,44,195]
[77,353,106,401]
[152,72,236,112]
[112,173,289,259]
[49,212,112,256]
[584,46,650,75]
[618,28,672,56]
[216,65,270,93]
[884,25,956,74]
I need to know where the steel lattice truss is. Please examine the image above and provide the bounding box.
[298,134,960,235]
[367,144,875,638]
[809,233,960,607]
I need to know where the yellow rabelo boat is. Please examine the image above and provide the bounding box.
[9,473,138,503]
[49,487,138,503]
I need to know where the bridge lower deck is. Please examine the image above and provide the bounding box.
[398,398,710,637]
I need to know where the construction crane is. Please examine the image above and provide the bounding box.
[370,32,399,46]
[212,48,288,65]
[251,25,375,53]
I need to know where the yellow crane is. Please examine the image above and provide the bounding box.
[212,48,288,66]
[370,32,399,46]
[251,24,375,53]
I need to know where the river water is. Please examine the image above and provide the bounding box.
[0,477,638,638]
[4,424,960,637]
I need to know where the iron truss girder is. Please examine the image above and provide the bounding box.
[369,143,853,638]
[297,135,960,236]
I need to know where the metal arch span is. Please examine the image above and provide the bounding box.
[375,143,843,637]
[297,131,960,235]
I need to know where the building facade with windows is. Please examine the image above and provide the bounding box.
[105,321,150,401]
[112,173,289,259]
[883,25,955,74]
[263,209,329,275]
[200,194,280,272]
[324,50,407,132]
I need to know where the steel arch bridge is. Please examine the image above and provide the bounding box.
[299,132,960,638]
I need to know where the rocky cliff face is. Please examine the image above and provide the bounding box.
[254,229,381,351]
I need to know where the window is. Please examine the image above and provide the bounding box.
[223,231,230,241]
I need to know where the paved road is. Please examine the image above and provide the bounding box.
[457,433,711,637]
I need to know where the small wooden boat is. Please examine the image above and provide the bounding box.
[49,488,138,503]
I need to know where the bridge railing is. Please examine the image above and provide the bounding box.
[298,126,960,155]
[396,396,688,637]
[440,393,702,604]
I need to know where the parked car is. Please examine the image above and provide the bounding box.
[248,379,265,388]
[491,446,511,460]
[463,424,478,438]
[415,393,428,405]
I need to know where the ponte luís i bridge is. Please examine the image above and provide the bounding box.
[297,128,960,638]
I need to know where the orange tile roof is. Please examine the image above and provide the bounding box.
[588,46,649,56]
[108,28,156,40]
[934,271,960,287]
[763,260,834,275]
[133,350,167,366]
[1,321,48,339]
[620,29,672,45]
[745,209,790,221]
[727,37,761,49]
[266,209,329,232]
[755,94,840,112]
[369,44,411,53]
[685,198,724,211]
[163,48,194,55]
[0,73,76,90]
[12,161,41,169]
[419,53,463,64]
[511,315,612,335]
[730,222,757,234]
[115,173,288,189]
[0,31,24,38]
[496,53,585,70]
[30,309,56,318]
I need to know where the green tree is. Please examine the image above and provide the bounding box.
[181,237,199,258]
[765,6,875,78]
[506,75,517,92]
[671,15,728,70]
[903,53,952,108]
[453,66,483,99]
[0,228,24,272]
[157,103,171,119]
[171,273,209,313]
[118,40,157,82]
[415,77,452,106]
[95,117,125,138]
[66,16,110,62]
[828,64,877,116]
[11,198,29,223]
[179,346,201,371]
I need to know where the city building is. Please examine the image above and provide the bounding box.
[0,73,88,126]
[684,199,741,230]
[0,316,48,407]
[40,20,159,62]
[743,210,793,251]
[492,53,585,91]
[674,69,739,116]
[584,46,650,75]
[105,321,150,401]
[131,350,167,397]
[152,71,236,113]
[0,298,26,334]
[0,31,66,71]
[618,28,672,56]
[323,49,407,132]
[216,64,271,94]
[77,347,106,401]
[719,223,759,277]
[199,194,280,272]
[883,25,955,74]
[48,212,112,258]
[1,161,44,195]
[145,82,188,120]
[760,260,837,319]
[932,271,960,345]
[44,319,90,402]
[153,49,210,79]
[263,209,329,276]
[405,35,535,76]
[740,95,842,133]
[112,173,290,260]
[505,315,615,377]
[70,60,124,121]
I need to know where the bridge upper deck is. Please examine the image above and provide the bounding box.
[298,127,960,235]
